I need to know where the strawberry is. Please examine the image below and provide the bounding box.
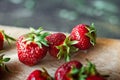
[16,27,49,66]
[27,68,53,80]
[55,60,82,80]
[46,33,66,57]
[55,60,106,80]
[70,23,96,50]
[46,33,78,61]
[0,29,16,50]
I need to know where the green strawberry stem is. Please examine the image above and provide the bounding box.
[0,30,16,45]
[0,54,10,72]
[56,34,79,62]
[23,27,50,48]
[85,23,96,46]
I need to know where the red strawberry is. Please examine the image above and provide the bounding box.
[46,33,78,61]
[0,30,16,50]
[55,60,82,80]
[70,23,96,50]
[86,75,105,80]
[16,27,49,66]
[27,68,53,80]
[46,33,66,57]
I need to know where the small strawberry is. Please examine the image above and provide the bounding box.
[46,33,78,61]
[0,29,16,50]
[70,23,96,50]
[16,27,49,66]
[27,68,53,80]
[55,60,82,80]
[46,33,66,57]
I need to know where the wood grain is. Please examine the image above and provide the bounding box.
[0,25,120,80]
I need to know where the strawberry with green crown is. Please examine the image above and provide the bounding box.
[46,33,78,62]
[55,60,82,80]
[0,29,16,50]
[55,60,106,80]
[70,23,96,50]
[16,27,49,66]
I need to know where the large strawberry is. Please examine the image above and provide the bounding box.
[16,27,49,66]
[0,29,16,50]
[70,23,96,50]
[55,60,82,80]
[46,33,78,61]
[27,68,53,80]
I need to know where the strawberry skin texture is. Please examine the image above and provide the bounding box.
[0,32,4,50]
[46,33,66,57]
[16,36,48,66]
[86,75,105,80]
[27,70,46,80]
[55,60,82,80]
[70,24,94,50]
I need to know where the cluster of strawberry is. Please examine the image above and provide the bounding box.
[27,60,106,80]
[16,23,96,66]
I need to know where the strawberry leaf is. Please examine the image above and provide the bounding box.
[23,27,50,48]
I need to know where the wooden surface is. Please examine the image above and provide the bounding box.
[0,25,120,80]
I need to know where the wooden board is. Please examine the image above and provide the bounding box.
[0,25,120,80]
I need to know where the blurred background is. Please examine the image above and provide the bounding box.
[0,0,120,39]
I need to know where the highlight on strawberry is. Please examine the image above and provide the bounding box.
[16,27,50,66]
[70,23,96,50]
[0,29,16,50]
[55,60,106,80]
[27,68,53,80]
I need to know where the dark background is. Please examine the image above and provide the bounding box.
[0,0,120,39]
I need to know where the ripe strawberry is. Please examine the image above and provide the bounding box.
[46,33,66,57]
[55,60,82,80]
[27,68,53,80]
[16,27,49,66]
[0,29,16,50]
[70,23,96,50]
[46,33,78,61]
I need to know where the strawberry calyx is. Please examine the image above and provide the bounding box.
[22,27,50,48]
[0,29,16,45]
[56,34,79,62]
[68,66,87,80]
[85,23,96,46]
[0,54,10,72]
[41,67,53,80]
[85,59,98,76]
